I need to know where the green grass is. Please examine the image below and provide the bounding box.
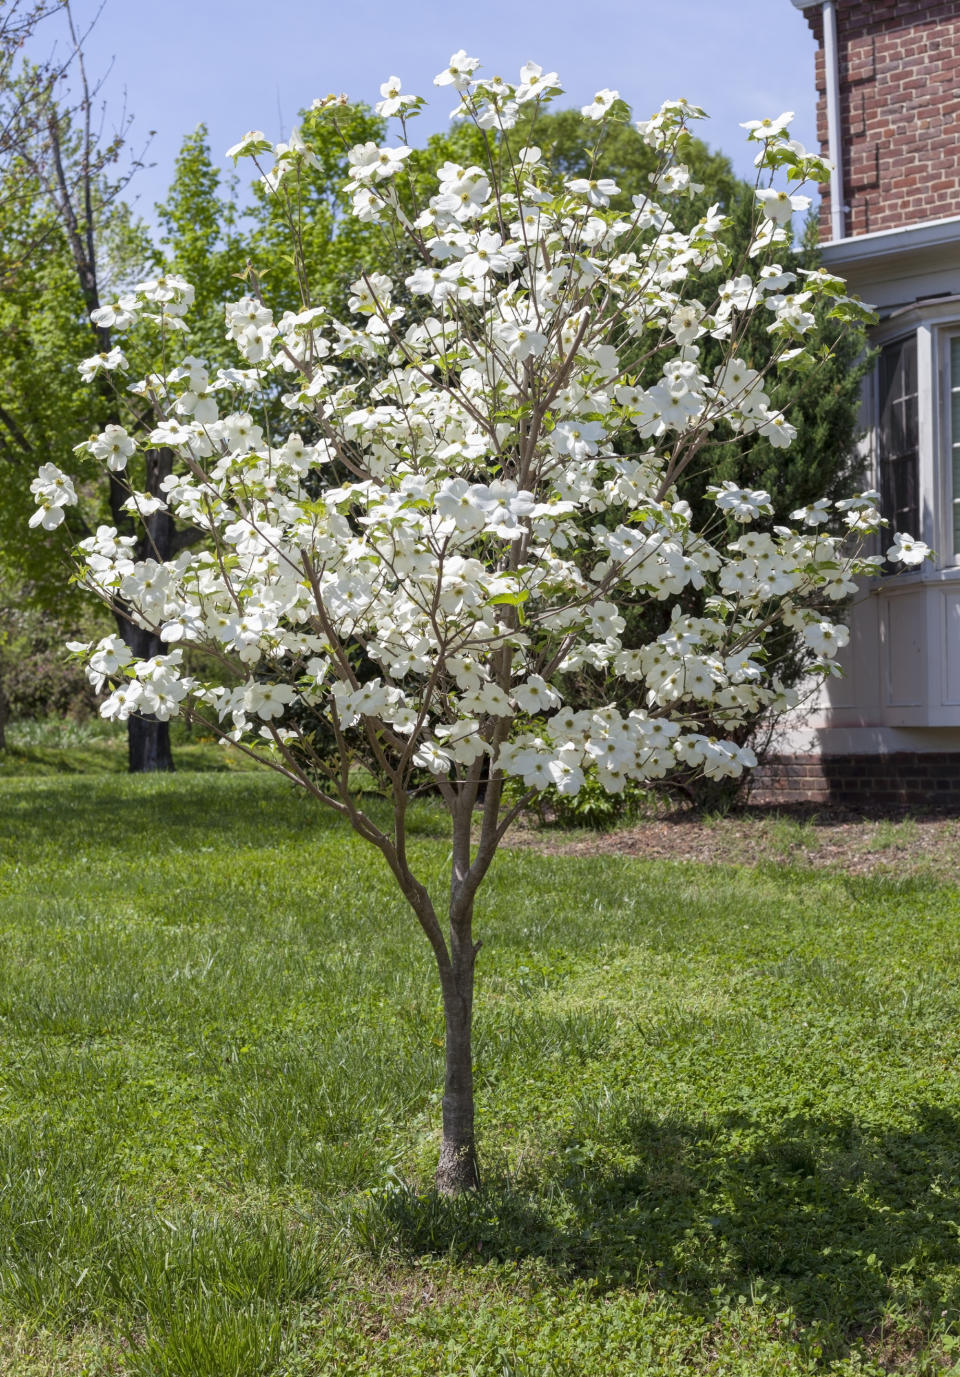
[1,770,960,1373]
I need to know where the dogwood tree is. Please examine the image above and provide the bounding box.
[32,54,927,1192]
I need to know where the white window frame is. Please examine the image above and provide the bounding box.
[938,326,960,567]
[869,302,960,576]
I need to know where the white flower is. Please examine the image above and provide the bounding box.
[711,481,772,522]
[375,76,415,117]
[371,145,413,182]
[90,424,137,472]
[741,112,795,141]
[137,274,195,316]
[91,294,140,330]
[243,681,297,719]
[86,635,131,689]
[757,408,797,448]
[548,756,585,794]
[78,347,128,382]
[226,129,272,160]
[101,683,142,721]
[434,50,479,91]
[149,420,196,450]
[28,501,68,530]
[512,675,561,714]
[581,89,619,122]
[433,166,490,217]
[804,621,850,656]
[886,533,931,567]
[549,420,606,459]
[494,319,547,361]
[567,176,620,208]
[756,188,811,225]
[413,740,453,775]
[516,61,559,104]
[791,500,832,526]
[28,463,77,528]
[122,492,166,517]
[669,302,703,346]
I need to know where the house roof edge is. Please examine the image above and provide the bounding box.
[821,214,960,266]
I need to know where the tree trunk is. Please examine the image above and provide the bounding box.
[127,713,174,773]
[435,924,480,1194]
[0,676,8,752]
[118,452,177,774]
[122,618,174,774]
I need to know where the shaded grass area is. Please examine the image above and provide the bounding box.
[1,773,960,1373]
[0,719,263,776]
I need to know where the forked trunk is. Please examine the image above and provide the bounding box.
[435,932,480,1194]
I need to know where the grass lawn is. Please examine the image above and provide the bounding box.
[1,766,960,1374]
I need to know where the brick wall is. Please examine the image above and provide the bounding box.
[801,0,960,238]
[751,752,960,805]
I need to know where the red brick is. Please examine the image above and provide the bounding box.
[806,1,960,237]
[754,750,960,807]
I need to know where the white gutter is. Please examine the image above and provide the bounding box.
[792,0,845,240]
[819,211,960,261]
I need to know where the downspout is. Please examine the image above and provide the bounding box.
[792,0,846,238]
[822,0,846,240]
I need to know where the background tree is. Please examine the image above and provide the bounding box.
[153,125,246,366]
[0,91,383,751]
[156,106,386,369]
[0,0,180,767]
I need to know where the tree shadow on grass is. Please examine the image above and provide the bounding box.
[0,778,449,854]
[358,1104,960,1349]
[0,775,336,852]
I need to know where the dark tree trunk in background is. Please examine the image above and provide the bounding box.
[117,448,177,774]
[127,709,173,773]
[124,621,174,774]
[0,677,8,752]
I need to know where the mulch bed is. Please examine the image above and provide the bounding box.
[504,804,960,882]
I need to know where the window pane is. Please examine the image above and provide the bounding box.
[878,336,919,544]
[878,337,918,457]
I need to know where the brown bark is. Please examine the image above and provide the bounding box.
[436,921,480,1194]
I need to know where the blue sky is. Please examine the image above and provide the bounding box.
[48,0,821,227]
